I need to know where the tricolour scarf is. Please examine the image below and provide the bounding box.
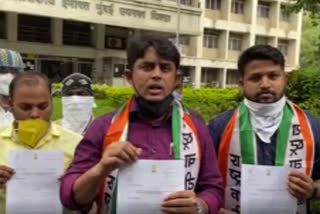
[218,100,314,213]
[96,97,201,214]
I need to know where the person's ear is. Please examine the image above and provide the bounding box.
[124,69,133,85]
[175,70,182,85]
[239,78,244,88]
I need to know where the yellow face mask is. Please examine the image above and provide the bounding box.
[17,119,49,148]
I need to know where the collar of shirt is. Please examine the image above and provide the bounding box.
[0,122,61,148]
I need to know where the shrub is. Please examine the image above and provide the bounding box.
[53,74,319,123]
[286,67,320,118]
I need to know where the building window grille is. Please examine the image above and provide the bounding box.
[229,36,242,51]
[206,0,221,10]
[203,30,219,48]
[231,0,245,14]
[257,2,270,18]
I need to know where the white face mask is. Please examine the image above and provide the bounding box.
[0,106,14,129]
[0,73,15,96]
[244,96,286,143]
[62,96,95,135]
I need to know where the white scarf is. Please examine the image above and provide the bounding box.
[62,96,95,135]
[244,96,286,143]
[0,106,13,129]
[0,73,15,96]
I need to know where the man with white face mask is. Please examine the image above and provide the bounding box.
[0,48,24,129]
[208,45,320,214]
[57,73,95,135]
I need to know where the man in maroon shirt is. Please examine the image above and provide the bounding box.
[60,38,223,214]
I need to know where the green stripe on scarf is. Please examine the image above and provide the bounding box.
[275,104,294,166]
[239,102,294,165]
[239,102,255,164]
[172,103,181,159]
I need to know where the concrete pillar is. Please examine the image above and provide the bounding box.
[195,0,205,58]
[221,0,231,20]
[219,30,229,60]
[194,64,201,89]
[72,61,78,73]
[220,68,227,88]
[247,0,258,45]
[245,0,257,24]
[91,24,105,49]
[195,32,204,58]
[6,13,18,42]
[93,56,104,83]
[288,40,297,67]
[294,12,303,67]
[51,18,63,46]
[243,33,255,49]
[269,37,277,47]
[271,1,280,29]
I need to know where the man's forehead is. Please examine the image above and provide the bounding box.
[245,60,283,73]
[13,83,51,98]
[139,59,174,64]
[141,47,174,63]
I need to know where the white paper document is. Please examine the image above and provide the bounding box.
[117,160,185,214]
[241,164,297,214]
[6,150,64,214]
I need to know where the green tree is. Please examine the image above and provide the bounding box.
[289,0,320,17]
[300,15,320,68]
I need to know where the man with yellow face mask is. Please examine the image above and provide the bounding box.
[0,72,82,213]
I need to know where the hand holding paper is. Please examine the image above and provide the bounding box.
[6,150,64,214]
[0,165,15,188]
[117,160,184,214]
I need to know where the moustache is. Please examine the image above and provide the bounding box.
[256,91,276,97]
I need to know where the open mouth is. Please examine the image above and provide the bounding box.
[148,84,163,95]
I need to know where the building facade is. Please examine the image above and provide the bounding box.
[0,0,302,88]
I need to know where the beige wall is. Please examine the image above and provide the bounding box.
[0,0,202,36]
[205,9,221,20]
[279,21,289,31]
[257,18,271,29]
[180,45,195,57]
[202,48,219,59]
[230,14,245,23]
[228,50,241,61]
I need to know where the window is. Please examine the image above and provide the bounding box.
[169,37,190,46]
[227,69,240,86]
[278,40,289,56]
[281,6,290,21]
[257,2,270,18]
[229,36,242,51]
[231,0,244,14]
[203,30,219,49]
[179,37,190,46]
[255,36,268,45]
[63,20,91,46]
[18,15,51,43]
[113,64,125,78]
[180,0,192,6]
[0,12,6,39]
[206,0,221,10]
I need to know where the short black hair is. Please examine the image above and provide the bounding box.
[126,37,180,70]
[9,72,51,98]
[238,45,285,76]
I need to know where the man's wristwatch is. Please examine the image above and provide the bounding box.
[196,200,205,214]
